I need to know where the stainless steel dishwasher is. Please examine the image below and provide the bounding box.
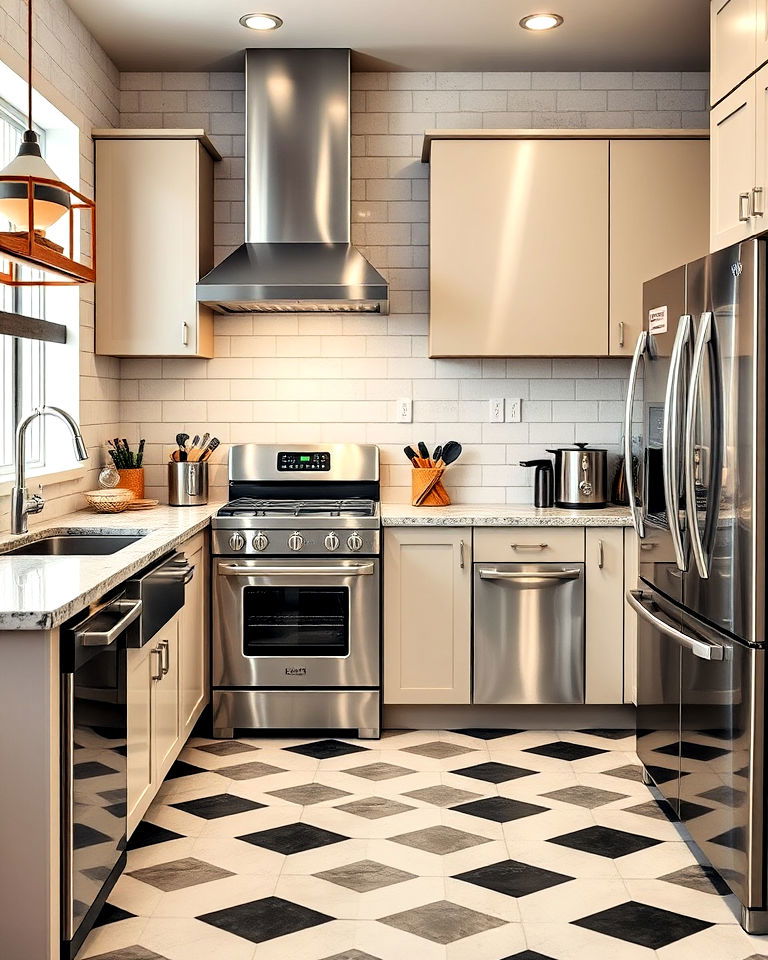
[473,562,585,704]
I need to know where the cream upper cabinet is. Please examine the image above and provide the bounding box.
[758,0,768,70]
[585,528,625,704]
[384,527,471,703]
[710,78,758,250]
[753,64,768,230]
[94,130,218,358]
[429,138,609,357]
[609,140,709,356]
[711,0,758,106]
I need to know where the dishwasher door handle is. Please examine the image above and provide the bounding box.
[626,589,725,661]
[75,597,143,646]
[218,562,375,577]
[479,568,582,581]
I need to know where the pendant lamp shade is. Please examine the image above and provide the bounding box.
[0,130,71,230]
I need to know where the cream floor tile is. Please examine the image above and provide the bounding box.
[501,840,623,880]
[190,836,286,875]
[501,805,597,843]
[614,841,700,880]
[514,877,631,924]
[443,876,522,923]
[125,837,199,871]
[524,921,657,959]
[624,878,741,925]
[273,873,446,921]
[440,807,507,842]
[252,920,362,960]
[197,804,299,838]
[591,807,686,841]
[133,803,207,838]
[300,801,441,839]
[149,873,278,918]
[444,920,527,959]
[103,873,164,917]
[137,916,258,960]
[77,916,149,958]
[277,839,373,876]
[655,921,768,960]
[154,772,229,804]
[366,837,512,878]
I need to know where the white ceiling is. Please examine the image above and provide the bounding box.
[66,0,710,73]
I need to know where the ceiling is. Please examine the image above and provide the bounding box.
[66,0,710,73]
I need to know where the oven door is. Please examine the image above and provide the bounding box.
[213,558,380,687]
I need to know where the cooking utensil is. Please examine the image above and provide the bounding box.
[432,444,443,463]
[545,442,608,509]
[404,445,420,466]
[417,441,430,463]
[176,433,189,462]
[200,437,220,461]
[437,440,462,467]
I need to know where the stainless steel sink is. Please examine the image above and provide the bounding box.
[0,534,145,557]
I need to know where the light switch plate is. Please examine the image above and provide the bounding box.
[506,398,522,422]
[489,398,505,423]
[397,398,413,423]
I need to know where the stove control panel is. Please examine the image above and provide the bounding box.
[213,527,379,556]
[277,451,330,471]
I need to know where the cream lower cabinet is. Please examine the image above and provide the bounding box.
[623,529,640,705]
[179,534,208,736]
[585,528,625,704]
[384,528,471,704]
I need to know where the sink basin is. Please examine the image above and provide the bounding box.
[1,534,144,557]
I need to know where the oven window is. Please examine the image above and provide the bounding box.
[243,586,350,657]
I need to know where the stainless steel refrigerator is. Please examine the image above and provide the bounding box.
[625,238,766,933]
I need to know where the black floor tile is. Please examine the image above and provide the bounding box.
[164,759,208,779]
[238,822,349,854]
[523,742,607,762]
[285,739,370,760]
[105,802,127,819]
[451,796,549,823]
[573,900,712,949]
[646,763,688,785]
[577,729,634,740]
[93,903,137,927]
[678,800,713,821]
[127,821,184,850]
[74,760,119,779]
[454,859,572,898]
[171,793,265,819]
[450,761,537,784]
[74,823,112,849]
[711,826,746,850]
[198,896,333,944]
[450,729,523,740]
[501,954,558,960]
[656,740,729,762]
[549,825,661,859]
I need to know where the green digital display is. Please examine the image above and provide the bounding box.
[300,455,311,462]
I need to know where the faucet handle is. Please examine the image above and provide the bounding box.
[28,485,45,514]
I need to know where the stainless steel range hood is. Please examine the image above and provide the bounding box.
[197,49,388,314]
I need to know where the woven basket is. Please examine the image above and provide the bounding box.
[83,488,134,513]
[411,467,451,507]
[117,468,145,499]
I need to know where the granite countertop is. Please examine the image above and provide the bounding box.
[380,503,633,526]
[0,503,222,631]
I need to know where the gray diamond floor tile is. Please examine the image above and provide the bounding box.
[215,760,286,780]
[83,950,168,960]
[320,953,382,960]
[379,899,506,944]
[342,763,416,780]
[602,764,645,782]
[314,859,416,892]
[403,785,483,807]
[659,864,731,896]
[389,824,491,855]
[623,800,672,821]
[333,796,415,819]
[127,857,234,891]
[194,740,260,757]
[267,783,352,805]
[400,740,476,759]
[539,785,629,809]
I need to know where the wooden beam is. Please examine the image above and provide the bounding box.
[0,308,67,344]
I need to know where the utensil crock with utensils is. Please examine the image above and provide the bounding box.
[168,461,208,506]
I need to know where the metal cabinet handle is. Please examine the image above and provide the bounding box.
[662,314,691,572]
[75,596,143,647]
[479,568,582,581]
[624,331,647,539]
[218,562,374,577]
[459,539,465,569]
[509,542,548,550]
[684,311,713,579]
[182,321,189,346]
[597,539,604,569]
[159,639,169,676]
[753,186,764,217]
[626,590,724,660]
[739,192,752,222]
[618,320,625,347]
[151,646,163,681]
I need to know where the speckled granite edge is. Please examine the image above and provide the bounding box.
[381,505,633,527]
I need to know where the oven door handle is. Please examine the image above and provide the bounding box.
[217,562,375,577]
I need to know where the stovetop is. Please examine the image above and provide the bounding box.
[218,497,377,519]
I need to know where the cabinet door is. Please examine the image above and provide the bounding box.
[126,642,156,836]
[179,543,208,735]
[711,0,757,106]
[758,0,768,70]
[95,139,213,358]
[753,64,768,230]
[430,139,609,357]
[710,78,758,251]
[609,140,709,357]
[384,528,471,703]
[623,529,639,705]
[152,617,181,783]
[584,528,624,704]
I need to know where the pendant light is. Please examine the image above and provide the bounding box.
[0,0,70,230]
[0,0,95,285]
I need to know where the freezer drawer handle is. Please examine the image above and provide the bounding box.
[626,589,725,661]
[218,562,375,577]
[624,331,647,539]
[479,568,582,581]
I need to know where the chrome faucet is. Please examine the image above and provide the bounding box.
[10,405,89,534]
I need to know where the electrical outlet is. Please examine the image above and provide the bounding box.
[397,398,413,423]
[506,398,523,423]
[489,398,505,423]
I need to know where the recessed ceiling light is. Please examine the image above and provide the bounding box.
[519,13,564,30]
[239,12,283,31]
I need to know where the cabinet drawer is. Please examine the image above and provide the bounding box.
[473,527,584,562]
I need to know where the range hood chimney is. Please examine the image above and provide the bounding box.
[196,49,389,314]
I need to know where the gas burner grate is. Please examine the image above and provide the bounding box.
[217,497,376,519]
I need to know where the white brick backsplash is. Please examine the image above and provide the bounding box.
[109,65,709,504]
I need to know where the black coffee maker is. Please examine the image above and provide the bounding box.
[520,459,554,508]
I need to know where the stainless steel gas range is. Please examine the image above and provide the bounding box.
[211,443,381,739]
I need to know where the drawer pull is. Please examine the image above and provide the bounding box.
[510,542,548,550]
[479,568,581,581]
[597,538,604,569]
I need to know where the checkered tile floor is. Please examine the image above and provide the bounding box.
[77,729,768,960]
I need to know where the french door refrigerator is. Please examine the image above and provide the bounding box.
[625,238,766,933]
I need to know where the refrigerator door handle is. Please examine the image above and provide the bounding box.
[684,311,713,579]
[627,590,725,660]
[662,314,691,572]
[624,330,648,539]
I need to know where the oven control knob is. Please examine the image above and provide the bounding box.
[347,532,363,552]
[288,532,305,552]
[324,532,340,552]
[228,533,245,551]
[252,532,269,552]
